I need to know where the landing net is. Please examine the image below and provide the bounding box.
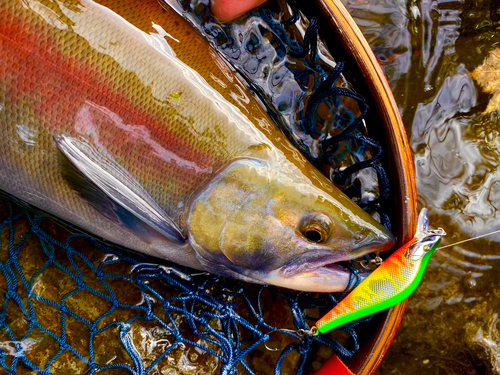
[0,0,392,374]
[0,197,368,374]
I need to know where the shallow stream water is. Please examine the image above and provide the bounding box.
[339,0,500,373]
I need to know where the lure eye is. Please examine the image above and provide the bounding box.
[299,213,333,243]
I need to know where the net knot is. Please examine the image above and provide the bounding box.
[5,290,15,300]
[298,345,310,356]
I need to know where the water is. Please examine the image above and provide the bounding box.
[339,0,500,373]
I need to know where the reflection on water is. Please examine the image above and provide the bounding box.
[342,0,500,373]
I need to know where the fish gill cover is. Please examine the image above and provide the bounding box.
[0,0,392,374]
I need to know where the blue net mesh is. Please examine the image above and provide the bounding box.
[0,196,367,374]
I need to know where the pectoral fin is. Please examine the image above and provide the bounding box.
[54,134,185,244]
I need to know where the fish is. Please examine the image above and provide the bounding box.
[0,0,395,292]
[315,209,445,332]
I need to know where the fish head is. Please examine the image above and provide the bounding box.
[186,152,395,292]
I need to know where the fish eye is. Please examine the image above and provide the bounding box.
[299,213,333,243]
[305,228,324,242]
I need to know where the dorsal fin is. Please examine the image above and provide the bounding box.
[54,134,185,244]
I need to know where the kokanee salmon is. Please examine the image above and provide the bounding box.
[0,0,394,292]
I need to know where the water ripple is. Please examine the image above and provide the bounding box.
[342,0,411,87]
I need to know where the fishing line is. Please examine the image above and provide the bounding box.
[439,228,500,249]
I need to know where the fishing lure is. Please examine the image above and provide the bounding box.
[315,208,446,334]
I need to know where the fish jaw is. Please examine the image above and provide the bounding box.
[257,228,395,292]
[260,241,392,293]
[186,156,396,292]
[261,263,352,293]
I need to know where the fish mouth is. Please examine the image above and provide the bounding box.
[264,249,375,293]
[278,247,368,278]
[278,228,396,277]
[258,229,395,292]
[260,257,354,292]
